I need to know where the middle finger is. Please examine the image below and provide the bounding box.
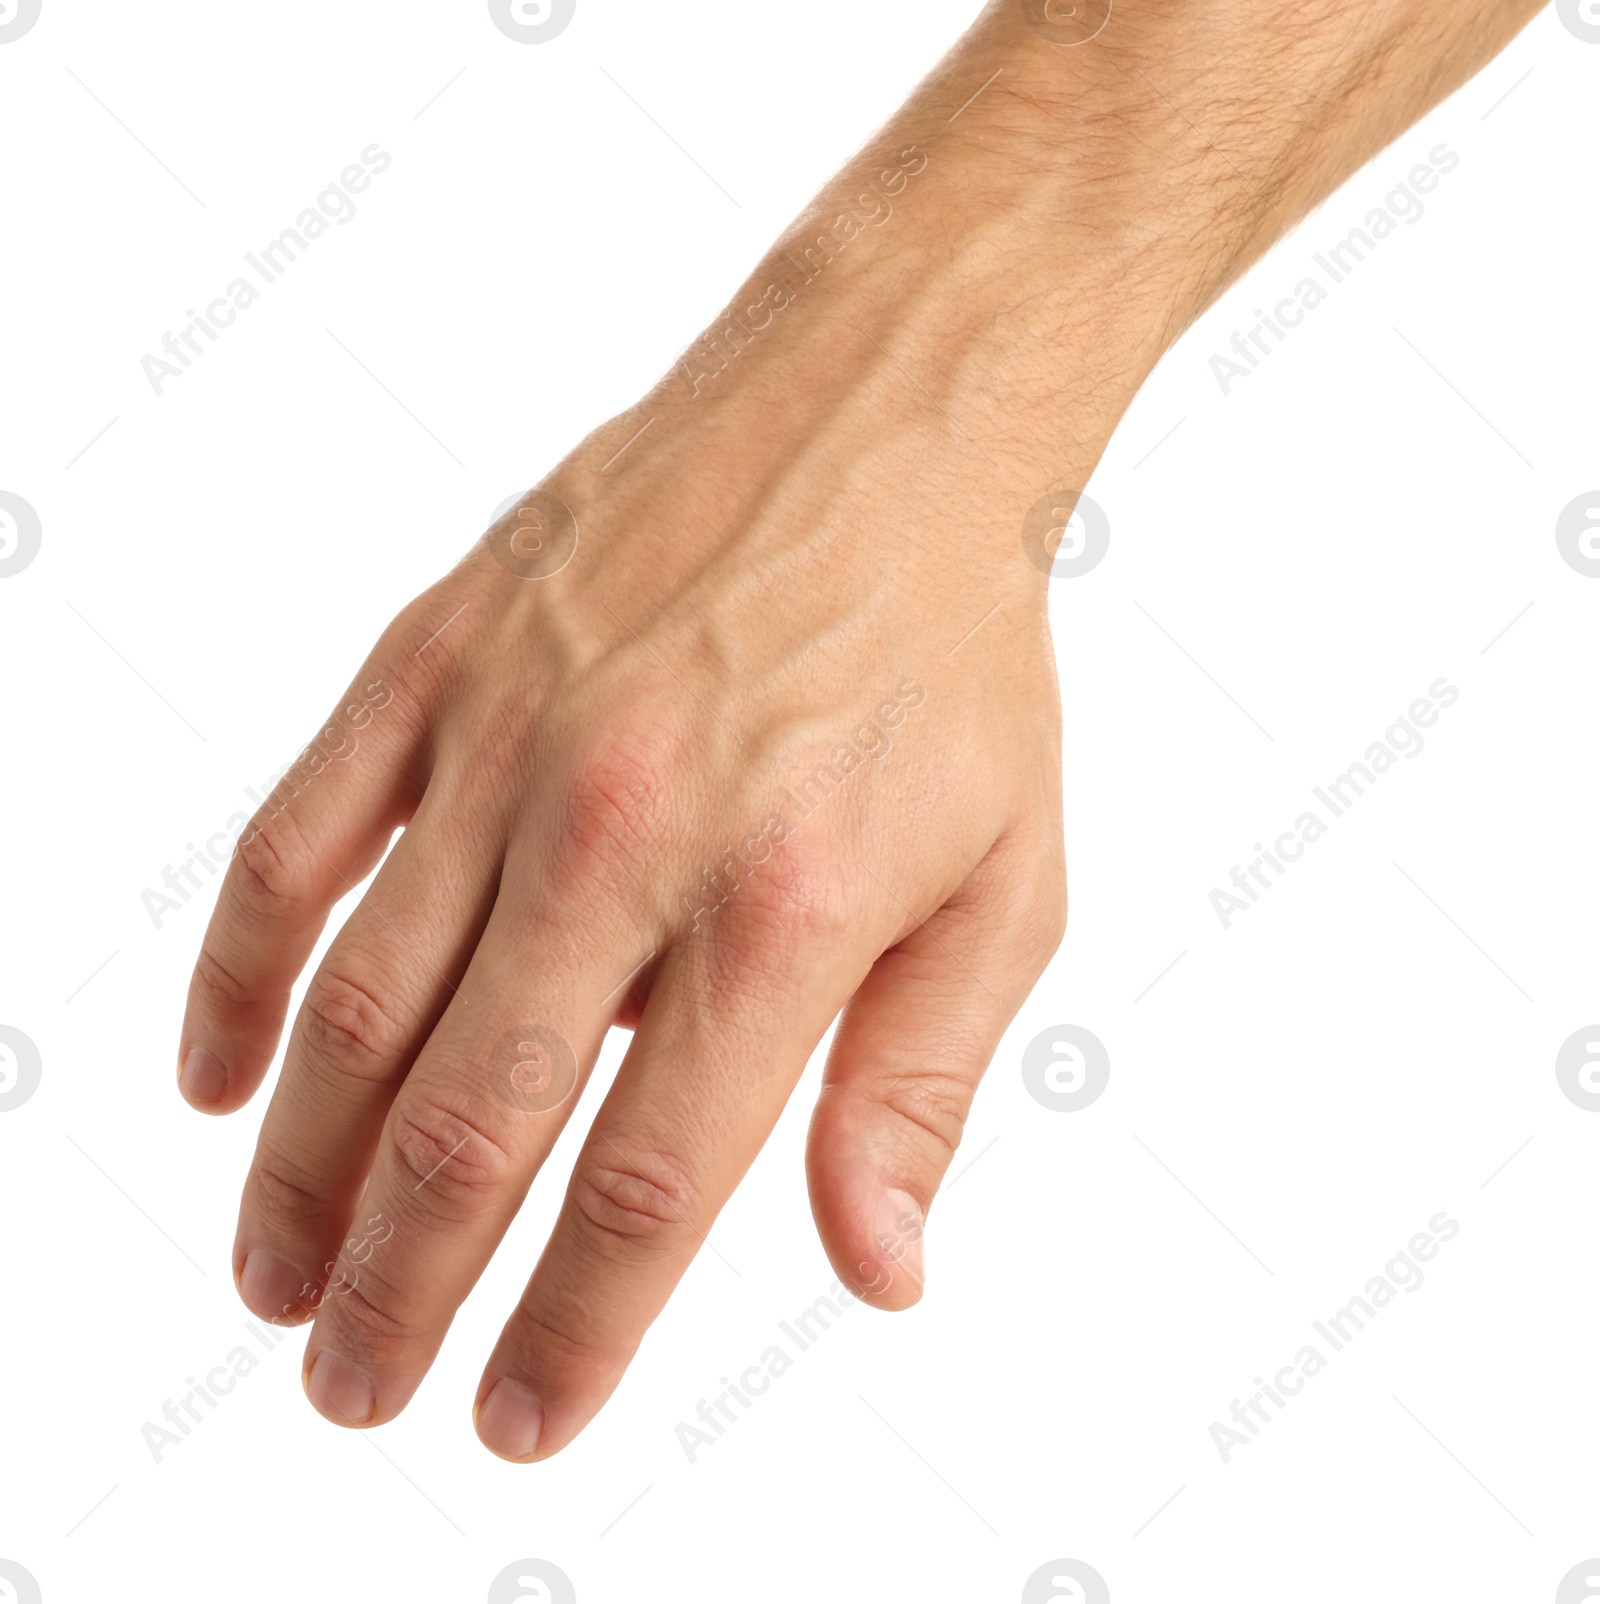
[298,866,651,1428]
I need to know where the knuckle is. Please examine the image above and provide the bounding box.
[389,1092,518,1217]
[716,837,851,969]
[325,1275,415,1354]
[556,720,683,875]
[381,594,463,706]
[1024,872,1069,966]
[877,1068,975,1159]
[571,1142,699,1263]
[232,809,312,917]
[251,1158,334,1238]
[300,968,408,1079]
[191,944,252,1008]
[510,1298,612,1375]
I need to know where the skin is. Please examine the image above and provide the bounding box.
[177,0,1546,1460]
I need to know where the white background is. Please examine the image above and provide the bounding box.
[2,2,1597,1601]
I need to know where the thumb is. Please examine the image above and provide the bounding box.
[806,834,1063,1310]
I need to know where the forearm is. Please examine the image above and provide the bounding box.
[642,0,1543,506]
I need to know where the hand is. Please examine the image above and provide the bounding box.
[176,0,1542,1460]
[175,189,1071,1458]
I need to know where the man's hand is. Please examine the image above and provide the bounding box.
[175,221,1070,1459]
[176,0,1544,1459]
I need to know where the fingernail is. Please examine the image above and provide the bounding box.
[178,1047,227,1105]
[239,1247,313,1325]
[475,1378,545,1462]
[305,1350,376,1426]
[875,1187,926,1293]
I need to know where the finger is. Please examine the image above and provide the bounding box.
[232,801,498,1327]
[177,648,428,1114]
[296,887,649,1431]
[473,889,878,1464]
[806,829,1066,1310]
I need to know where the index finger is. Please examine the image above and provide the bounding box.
[473,890,880,1462]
